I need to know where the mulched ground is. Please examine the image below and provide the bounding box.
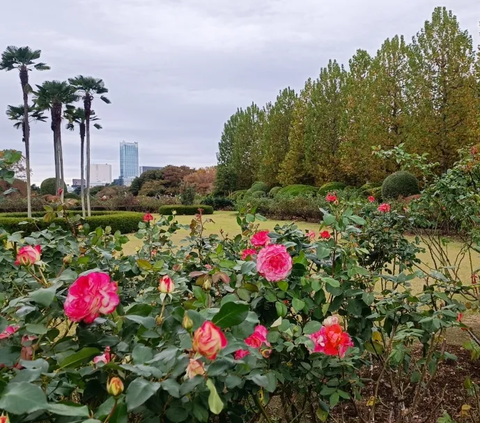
[328,344,480,423]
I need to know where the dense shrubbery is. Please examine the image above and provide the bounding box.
[381,170,420,199]
[268,186,281,197]
[247,181,269,194]
[203,196,235,210]
[159,204,214,215]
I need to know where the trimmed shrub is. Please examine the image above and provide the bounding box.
[203,196,235,210]
[229,190,247,201]
[247,181,269,194]
[360,182,382,193]
[251,191,266,198]
[40,178,67,195]
[382,171,420,199]
[269,186,281,197]
[318,182,347,195]
[159,205,213,215]
[277,184,317,197]
[0,211,143,235]
[64,193,80,199]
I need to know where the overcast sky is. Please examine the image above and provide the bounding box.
[0,0,478,185]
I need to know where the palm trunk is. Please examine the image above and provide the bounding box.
[51,110,60,192]
[20,66,32,218]
[80,122,86,218]
[53,105,63,196]
[85,96,92,217]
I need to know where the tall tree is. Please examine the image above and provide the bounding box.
[215,112,241,195]
[305,60,347,185]
[65,107,102,218]
[407,7,479,173]
[69,76,110,216]
[232,104,264,189]
[0,46,49,217]
[34,81,78,196]
[279,79,314,185]
[258,88,296,185]
[339,50,377,184]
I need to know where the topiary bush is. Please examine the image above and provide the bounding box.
[276,184,317,197]
[251,191,266,198]
[40,178,67,195]
[0,211,143,235]
[159,205,213,215]
[247,181,269,194]
[269,186,281,197]
[381,171,420,199]
[229,190,247,201]
[318,181,347,195]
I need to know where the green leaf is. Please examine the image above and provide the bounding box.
[0,382,47,414]
[58,347,100,369]
[126,378,160,411]
[161,379,180,398]
[277,281,288,291]
[47,403,90,417]
[212,302,249,328]
[323,214,336,225]
[322,277,340,288]
[136,259,152,270]
[132,345,153,364]
[250,374,269,388]
[206,379,223,415]
[26,323,48,335]
[109,400,128,423]
[0,317,7,333]
[292,298,305,312]
[29,286,56,307]
[303,321,321,335]
[207,359,232,377]
[265,373,277,393]
[275,301,287,318]
[125,315,156,329]
[166,405,188,422]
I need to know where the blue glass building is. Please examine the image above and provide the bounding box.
[119,141,139,185]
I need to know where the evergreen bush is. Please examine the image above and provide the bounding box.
[381,171,420,199]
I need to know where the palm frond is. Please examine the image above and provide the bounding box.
[100,95,111,104]
[93,123,103,130]
[34,63,50,71]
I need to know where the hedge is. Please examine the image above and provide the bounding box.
[382,171,420,199]
[247,182,269,194]
[159,205,214,215]
[318,182,347,195]
[277,184,317,197]
[203,196,235,210]
[269,186,282,197]
[0,211,144,235]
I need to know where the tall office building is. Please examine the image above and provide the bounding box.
[119,141,139,186]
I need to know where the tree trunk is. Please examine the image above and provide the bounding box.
[52,104,63,198]
[80,122,86,218]
[20,66,32,218]
[51,110,60,193]
[85,96,92,217]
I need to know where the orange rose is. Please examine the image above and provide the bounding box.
[192,321,227,360]
[186,359,205,379]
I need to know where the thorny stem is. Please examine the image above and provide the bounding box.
[253,393,273,423]
[103,397,118,423]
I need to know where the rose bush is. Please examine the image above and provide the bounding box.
[0,177,472,422]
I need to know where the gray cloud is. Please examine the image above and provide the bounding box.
[0,0,478,184]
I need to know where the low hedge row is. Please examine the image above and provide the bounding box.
[159,205,214,215]
[0,211,144,235]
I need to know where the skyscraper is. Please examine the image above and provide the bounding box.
[119,141,139,185]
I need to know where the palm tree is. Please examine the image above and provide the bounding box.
[6,105,47,141]
[0,46,50,217]
[34,81,78,197]
[64,107,102,217]
[69,76,110,216]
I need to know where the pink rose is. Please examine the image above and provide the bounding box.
[325,193,338,203]
[308,323,353,358]
[15,245,41,266]
[186,359,206,379]
[143,213,154,223]
[323,316,339,327]
[307,231,315,240]
[241,248,257,260]
[251,230,270,247]
[192,321,228,360]
[64,272,119,324]
[0,414,8,423]
[158,275,175,294]
[256,244,292,282]
[94,346,111,365]
[245,325,270,348]
[368,196,375,203]
[0,325,19,339]
[377,203,391,213]
[234,349,250,360]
